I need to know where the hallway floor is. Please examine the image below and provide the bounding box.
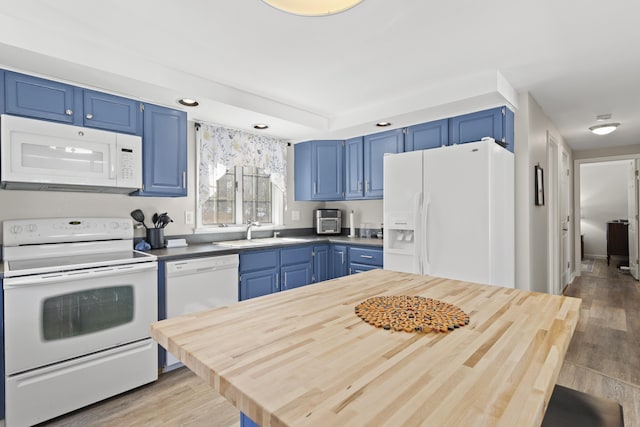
[558,257,640,427]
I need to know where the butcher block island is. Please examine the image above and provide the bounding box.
[150,270,581,427]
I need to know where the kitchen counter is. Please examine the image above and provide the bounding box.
[150,235,383,261]
[150,269,581,427]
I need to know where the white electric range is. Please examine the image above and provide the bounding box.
[2,217,158,427]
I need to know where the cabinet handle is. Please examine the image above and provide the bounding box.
[182,171,186,189]
[85,113,93,120]
[313,182,317,194]
[349,267,352,275]
[358,181,362,192]
[366,181,370,192]
[65,109,73,116]
[360,255,374,259]
[275,273,280,290]
[284,272,287,289]
[341,252,345,264]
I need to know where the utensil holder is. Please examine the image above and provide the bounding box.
[146,228,165,249]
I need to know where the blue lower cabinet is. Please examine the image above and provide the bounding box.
[348,246,383,274]
[330,244,348,279]
[280,246,313,290]
[313,245,330,283]
[239,249,280,300]
[241,412,260,427]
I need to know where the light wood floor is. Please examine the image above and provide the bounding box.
[558,257,640,427]
[39,258,639,426]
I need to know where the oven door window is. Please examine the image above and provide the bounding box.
[42,285,134,340]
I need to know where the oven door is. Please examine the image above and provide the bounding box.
[3,261,157,375]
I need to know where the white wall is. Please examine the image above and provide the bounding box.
[324,200,383,233]
[514,92,573,292]
[580,160,630,258]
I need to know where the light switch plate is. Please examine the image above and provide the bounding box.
[185,211,194,225]
[291,210,300,221]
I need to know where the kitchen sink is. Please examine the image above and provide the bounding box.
[215,237,313,247]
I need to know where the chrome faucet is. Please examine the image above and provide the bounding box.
[246,220,259,240]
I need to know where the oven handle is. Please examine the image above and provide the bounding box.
[3,262,157,288]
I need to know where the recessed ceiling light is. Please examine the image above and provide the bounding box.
[376,122,392,127]
[178,98,199,107]
[262,0,364,16]
[589,123,620,135]
[596,113,612,121]
[253,124,269,130]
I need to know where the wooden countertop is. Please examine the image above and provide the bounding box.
[150,269,581,427]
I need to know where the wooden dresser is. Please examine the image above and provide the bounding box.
[607,221,629,265]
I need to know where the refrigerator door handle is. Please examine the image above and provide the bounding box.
[423,194,431,273]
[415,192,423,274]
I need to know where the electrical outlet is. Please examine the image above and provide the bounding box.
[185,211,194,225]
[291,210,300,221]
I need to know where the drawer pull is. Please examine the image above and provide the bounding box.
[360,255,374,259]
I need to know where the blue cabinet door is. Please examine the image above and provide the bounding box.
[313,245,330,283]
[281,262,312,290]
[83,90,142,135]
[311,140,343,200]
[240,268,279,300]
[294,140,343,201]
[349,263,379,275]
[0,70,5,115]
[363,129,404,199]
[4,71,80,124]
[138,104,187,196]
[344,136,364,199]
[349,246,384,267]
[405,119,448,151]
[330,245,348,279]
[449,106,514,151]
[240,413,259,427]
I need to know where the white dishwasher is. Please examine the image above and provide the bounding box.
[165,254,239,369]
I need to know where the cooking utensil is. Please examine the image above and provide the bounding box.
[130,209,148,230]
[158,213,173,228]
[152,213,159,228]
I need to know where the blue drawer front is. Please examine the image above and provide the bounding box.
[239,249,279,273]
[349,247,383,267]
[280,245,313,266]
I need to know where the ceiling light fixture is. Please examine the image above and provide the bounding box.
[262,0,364,16]
[589,123,620,135]
[376,121,391,127]
[253,123,269,130]
[178,98,199,107]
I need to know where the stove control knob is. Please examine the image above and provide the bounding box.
[111,222,119,229]
[11,225,23,234]
[27,224,38,232]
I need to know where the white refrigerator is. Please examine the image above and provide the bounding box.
[383,139,514,288]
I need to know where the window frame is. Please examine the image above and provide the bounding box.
[196,166,284,234]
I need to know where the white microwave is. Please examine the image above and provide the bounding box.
[1,114,142,193]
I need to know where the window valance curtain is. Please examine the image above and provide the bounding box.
[196,123,288,206]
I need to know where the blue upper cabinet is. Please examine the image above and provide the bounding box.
[137,104,187,197]
[294,140,343,201]
[449,106,514,152]
[0,70,5,115]
[344,136,364,199]
[363,128,404,199]
[4,71,80,124]
[405,119,448,151]
[83,90,142,135]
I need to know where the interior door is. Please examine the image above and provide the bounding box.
[627,159,639,279]
[561,151,571,287]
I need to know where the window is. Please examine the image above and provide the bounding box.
[200,167,280,227]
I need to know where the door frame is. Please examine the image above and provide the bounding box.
[573,153,640,279]
[547,133,561,295]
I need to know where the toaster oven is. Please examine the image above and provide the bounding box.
[314,209,342,235]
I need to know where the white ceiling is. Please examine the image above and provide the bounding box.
[0,0,639,151]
